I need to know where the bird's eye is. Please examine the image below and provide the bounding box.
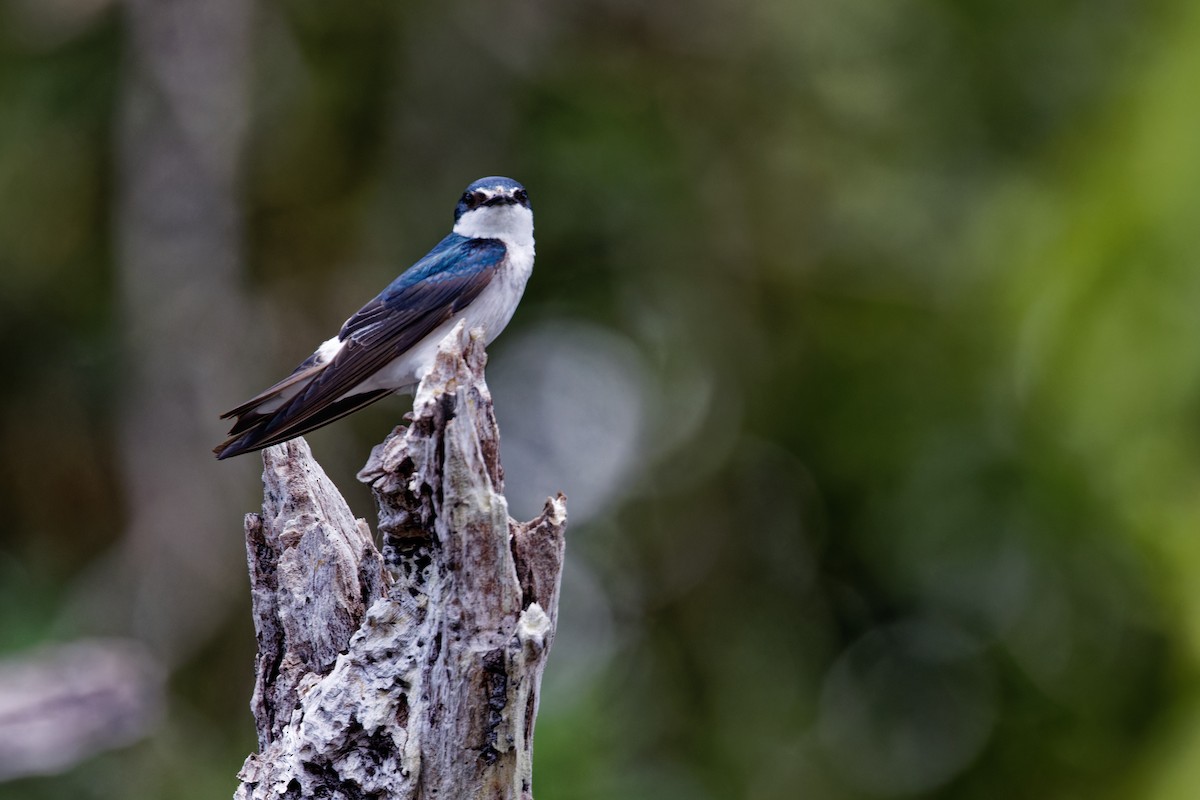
[462,192,474,206]
[514,189,528,203]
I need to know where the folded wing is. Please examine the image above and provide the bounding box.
[214,237,506,459]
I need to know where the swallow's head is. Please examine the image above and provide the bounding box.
[452,176,533,246]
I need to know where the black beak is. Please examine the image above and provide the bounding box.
[481,194,518,207]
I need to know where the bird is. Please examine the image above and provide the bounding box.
[214,176,534,459]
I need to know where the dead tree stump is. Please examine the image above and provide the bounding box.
[235,324,567,800]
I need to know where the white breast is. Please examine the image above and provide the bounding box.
[345,206,535,396]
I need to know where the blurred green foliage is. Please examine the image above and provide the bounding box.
[2,0,1199,798]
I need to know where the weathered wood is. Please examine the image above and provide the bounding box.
[236,323,567,800]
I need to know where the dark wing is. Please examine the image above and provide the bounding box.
[215,238,506,459]
[219,357,326,424]
[214,388,393,459]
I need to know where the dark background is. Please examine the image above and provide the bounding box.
[2,0,1199,798]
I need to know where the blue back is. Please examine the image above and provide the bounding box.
[384,233,505,295]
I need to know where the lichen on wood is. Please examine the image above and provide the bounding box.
[235,323,567,800]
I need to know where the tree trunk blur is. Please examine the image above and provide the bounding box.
[73,0,255,660]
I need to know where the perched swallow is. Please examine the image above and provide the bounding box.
[214,176,534,459]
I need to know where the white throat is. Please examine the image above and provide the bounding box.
[453,205,534,249]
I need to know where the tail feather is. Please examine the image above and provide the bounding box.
[214,389,394,459]
[219,361,325,420]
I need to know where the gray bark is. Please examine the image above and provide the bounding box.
[236,324,567,800]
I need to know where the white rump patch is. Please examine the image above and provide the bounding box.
[315,335,344,364]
